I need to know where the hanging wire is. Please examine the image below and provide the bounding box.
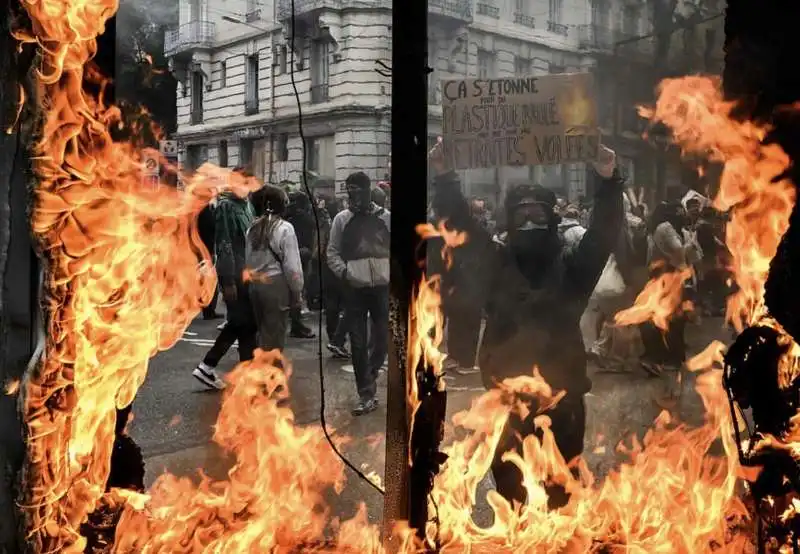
[288,0,385,496]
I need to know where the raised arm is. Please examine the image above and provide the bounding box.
[566,147,625,298]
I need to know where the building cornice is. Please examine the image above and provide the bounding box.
[176,103,390,142]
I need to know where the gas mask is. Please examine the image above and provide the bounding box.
[347,185,372,214]
[508,199,558,283]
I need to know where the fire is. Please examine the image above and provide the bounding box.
[114,350,384,553]
[14,3,258,552]
[644,76,795,331]
[615,266,693,330]
[15,0,789,548]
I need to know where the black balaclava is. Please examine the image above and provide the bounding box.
[505,184,561,286]
[345,171,372,214]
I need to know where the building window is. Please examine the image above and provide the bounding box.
[548,0,563,23]
[622,5,639,37]
[240,139,254,170]
[304,135,335,177]
[276,133,289,162]
[189,0,201,22]
[186,144,208,172]
[311,40,330,104]
[514,56,531,76]
[304,137,319,173]
[278,45,288,74]
[190,71,203,124]
[591,0,610,27]
[219,61,226,88]
[550,64,565,74]
[477,50,494,79]
[245,54,259,115]
[218,140,228,168]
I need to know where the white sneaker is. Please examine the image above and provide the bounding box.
[341,364,355,374]
[456,366,481,376]
[217,321,228,331]
[192,364,226,390]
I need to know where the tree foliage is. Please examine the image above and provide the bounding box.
[116,0,178,141]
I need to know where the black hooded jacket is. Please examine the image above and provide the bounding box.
[432,169,624,394]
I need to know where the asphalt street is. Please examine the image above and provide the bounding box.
[129,309,732,525]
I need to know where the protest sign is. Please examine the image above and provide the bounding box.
[440,72,599,170]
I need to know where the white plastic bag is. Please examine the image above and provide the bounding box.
[592,255,626,299]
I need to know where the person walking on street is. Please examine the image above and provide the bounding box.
[327,172,390,415]
[192,169,258,390]
[285,191,316,339]
[246,185,304,353]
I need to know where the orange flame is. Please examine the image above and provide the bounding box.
[14,2,258,551]
[643,76,795,331]
[114,350,384,552]
[615,267,693,330]
[16,0,781,548]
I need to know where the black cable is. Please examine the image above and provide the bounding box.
[289,0,384,496]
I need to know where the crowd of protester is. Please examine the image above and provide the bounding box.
[189,156,732,510]
[193,168,391,416]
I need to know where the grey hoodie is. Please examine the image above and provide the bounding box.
[327,202,391,288]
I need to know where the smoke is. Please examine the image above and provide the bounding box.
[117,0,178,42]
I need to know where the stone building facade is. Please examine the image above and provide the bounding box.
[165,0,722,201]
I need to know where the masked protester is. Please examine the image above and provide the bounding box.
[430,143,623,508]
[285,191,316,339]
[327,172,390,416]
[246,185,304,353]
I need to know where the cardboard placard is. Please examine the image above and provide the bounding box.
[441,73,599,170]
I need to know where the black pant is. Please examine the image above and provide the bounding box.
[640,315,687,367]
[203,282,257,367]
[324,271,346,341]
[202,286,219,318]
[347,285,389,401]
[443,299,482,367]
[491,393,586,509]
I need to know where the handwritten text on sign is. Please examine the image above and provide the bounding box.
[441,73,599,170]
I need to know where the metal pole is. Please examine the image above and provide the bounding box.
[383,0,440,548]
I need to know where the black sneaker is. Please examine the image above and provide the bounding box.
[352,397,378,416]
[290,327,316,339]
[327,343,350,359]
[192,365,226,390]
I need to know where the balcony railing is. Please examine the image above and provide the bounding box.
[577,23,614,51]
[276,0,339,20]
[311,84,330,104]
[428,0,473,23]
[547,21,568,36]
[245,8,262,22]
[476,2,499,18]
[164,21,216,57]
[190,109,203,125]
[514,13,535,28]
[245,98,259,115]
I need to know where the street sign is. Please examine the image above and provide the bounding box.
[142,149,159,189]
[159,140,178,156]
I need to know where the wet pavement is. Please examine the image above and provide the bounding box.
[129,309,733,527]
